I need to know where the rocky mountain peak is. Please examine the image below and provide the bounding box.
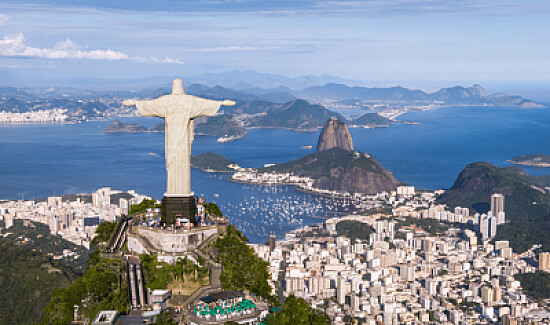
[470,84,487,97]
[316,117,354,152]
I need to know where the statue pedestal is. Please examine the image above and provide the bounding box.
[162,194,196,225]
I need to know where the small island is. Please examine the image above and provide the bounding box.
[402,120,421,125]
[508,153,550,167]
[191,152,239,172]
[104,119,149,132]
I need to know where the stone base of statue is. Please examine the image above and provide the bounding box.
[161,194,196,225]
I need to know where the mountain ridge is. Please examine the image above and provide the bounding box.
[262,148,400,195]
[299,83,544,108]
[437,162,550,252]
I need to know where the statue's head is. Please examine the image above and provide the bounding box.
[172,78,185,95]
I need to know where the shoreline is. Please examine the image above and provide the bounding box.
[507,159,550,168]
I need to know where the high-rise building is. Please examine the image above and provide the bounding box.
[489,215,498,238]
[491,194,505,222]
[5,214,14,229]
[269,235,277,252]
[50,215,59,234]
[539,252,550,271]
[337,276,347,305]
[400,264,415,282]
[481,286,493,304]
[480,214,490,239]
[308,276,330,296]
[119,198,129,215]
[285,277,305,294]
[493,286,502,302]
[351,294,360,312]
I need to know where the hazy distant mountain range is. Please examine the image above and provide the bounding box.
[298,83,543,108]
[0,77,545,129]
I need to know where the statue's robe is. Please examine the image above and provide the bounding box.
[134,94,223,195]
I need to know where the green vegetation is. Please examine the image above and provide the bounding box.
[265,295,330,325]
[205,202,223,216]
[153,310,177,325]
[141,254,208,290]
[251,99,344,131]
[91,220,117,248]
[1,220,89,274]
[509,153,550,167]
[41,221,130,324]
[0,240,77,324]
[265,149,379,176]
[130,198,161,214]
[262,148,398,194]
[437,162,550,252]
[195,114,246,138]
[303,228,329,238]
[395,217,451,236]
[41,257,128,324]
[515,271,550,302]
[352,112,393,126]
[191,152,237,172]
[336,220,374,241]
[213,225,273,300]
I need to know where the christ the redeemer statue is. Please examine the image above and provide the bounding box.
[123,78,235,222]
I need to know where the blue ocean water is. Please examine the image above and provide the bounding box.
[1,106,549,243]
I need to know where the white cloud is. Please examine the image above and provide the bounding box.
[134,56,184,64]
[0,14,9,26]
[0,33,129,60]
[180,46,278,52]
[0,33,184,64]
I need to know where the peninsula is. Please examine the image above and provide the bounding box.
[230,117,400,195]
[508,153,550,167]
[191,152,238,172]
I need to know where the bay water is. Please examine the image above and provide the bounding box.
[1,106,549,243]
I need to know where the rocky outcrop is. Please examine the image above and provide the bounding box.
[316,117,354,152]
[262,117,398,194]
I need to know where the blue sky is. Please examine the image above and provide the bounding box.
[0,0,549,96]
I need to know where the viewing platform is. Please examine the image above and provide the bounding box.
[127,223,226,263]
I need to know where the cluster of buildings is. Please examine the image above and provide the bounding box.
[0,108,70,124]
[231,169,389,209]
[0,187,150,248]
[231,170,315,189]
[390,188,506,240]
[250,187,549,324]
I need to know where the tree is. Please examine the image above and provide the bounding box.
[265,295,330,325]
[213,225,273,300]
[130,198,160,214]
[153,311,177,325]
[205,202,223,216]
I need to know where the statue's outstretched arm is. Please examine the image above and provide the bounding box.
[192,97,236,117]
[122,98,165,117]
